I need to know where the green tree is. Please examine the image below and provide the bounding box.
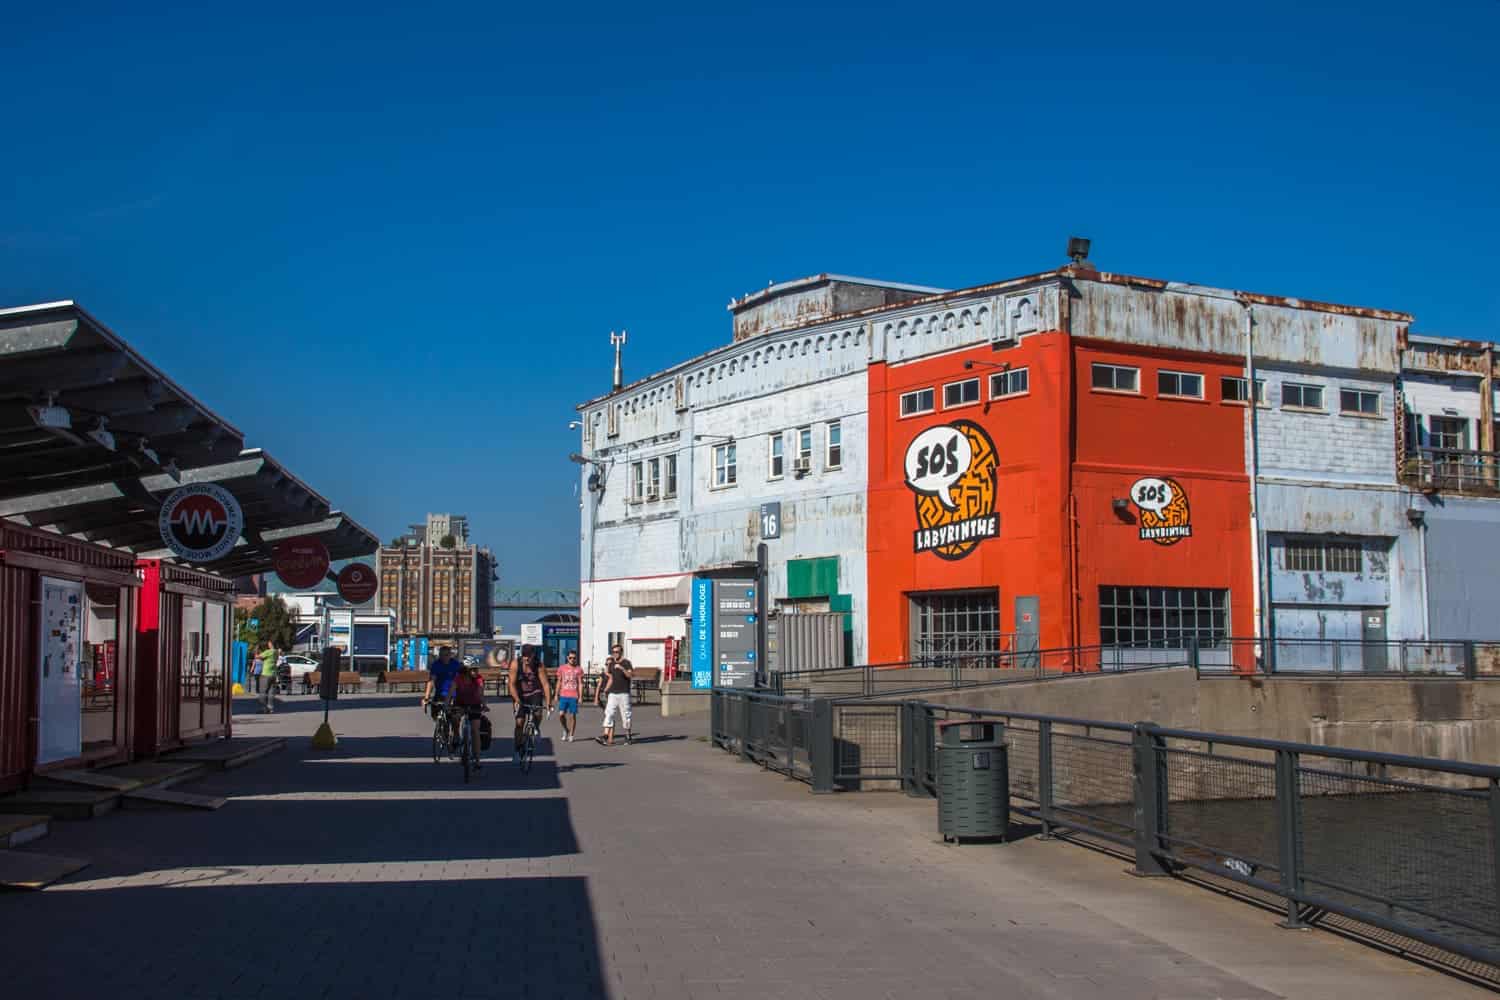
[439,534,457,549]
[233,596,297,650]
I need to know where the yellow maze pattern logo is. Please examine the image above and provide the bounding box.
[1130,476,1192,545]
[904,419,999,560]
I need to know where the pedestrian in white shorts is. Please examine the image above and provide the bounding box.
[596,646,634,746]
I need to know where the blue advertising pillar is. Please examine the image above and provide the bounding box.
[692,578,713,689]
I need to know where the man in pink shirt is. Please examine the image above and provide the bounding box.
[554,650,584,743]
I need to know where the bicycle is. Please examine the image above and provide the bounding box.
[516,702,550,774]
[426,698,454,763]
[456,705,487,783]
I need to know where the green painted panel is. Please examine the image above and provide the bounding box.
[787,557,839,599]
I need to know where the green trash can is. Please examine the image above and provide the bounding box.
[937,721,1008,843]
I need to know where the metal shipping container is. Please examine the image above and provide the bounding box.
[136,560,236,757]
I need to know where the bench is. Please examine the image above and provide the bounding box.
[303,671,363,695]
[632,668,662,705]
[378,670,428,693]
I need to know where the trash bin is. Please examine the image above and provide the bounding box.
[937,720,1008,843]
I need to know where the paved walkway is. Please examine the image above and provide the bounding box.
[2,694,1492,999]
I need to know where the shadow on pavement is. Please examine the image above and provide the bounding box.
[7,877,607,1000]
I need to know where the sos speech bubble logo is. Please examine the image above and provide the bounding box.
[904,419,999,560]
[1129,476,1192,545]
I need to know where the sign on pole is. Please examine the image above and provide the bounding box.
[759,502,781,540]
[713,579,757,688]
[336,562,379,604]
[273,538,331,590]
[691,578,713,689]
[158,484,243,562]
[520,623,543,647]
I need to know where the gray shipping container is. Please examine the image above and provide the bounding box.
[773,611,845,673]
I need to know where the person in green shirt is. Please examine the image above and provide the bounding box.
[258,642,279,713]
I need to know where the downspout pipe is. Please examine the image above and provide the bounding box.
[1243,303,1270,672]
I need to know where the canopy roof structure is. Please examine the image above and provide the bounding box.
[0,302,376,577]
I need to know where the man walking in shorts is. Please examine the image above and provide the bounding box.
[555,650,584,742]
[596,645,634,746]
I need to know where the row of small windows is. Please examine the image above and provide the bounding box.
[1091,363,1383,416]
[715,420,843,490]
[628,455,680,503]
[899,368,1032,417]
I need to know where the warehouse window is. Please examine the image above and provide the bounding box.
[1220,376,1266,405]
[1429,415,1469,450]
[1285,537,1363,574]
[989,367,1029,399]
[1339,388,1381,416]
[712,443,737,488]
[1098,586,1229,648]
[909,589,1002,663]
[630,461,643,503]
[1282,382,1324,411]
[943,378,980,409]
[768,433,784,479]
[900,388,935,417]
[826,420,842,469]
[663,455,678,498]
[1157,370,1204,399]
[1091,363,1139,393]
[647,457,661,499]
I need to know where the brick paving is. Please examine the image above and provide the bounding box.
[1,693,1489,999]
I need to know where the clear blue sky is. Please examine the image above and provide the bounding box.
[4,2,1497,590]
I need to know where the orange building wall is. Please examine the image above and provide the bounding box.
[866,332,1254,667]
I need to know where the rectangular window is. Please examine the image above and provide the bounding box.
[630,461,643,502]
[1325,542,1362,573]
[768,434,784,479]
[1429,415,1469,450]
[1098,586,1229,649]
[826,420,842,469]
[713,443,737,488]
[796,426,813,469]
[943,378,980,408]
[909,589,1001,662]
[664,455,678,498]
[1284,539,1323,572]
[1282,382,1324,410]
[1220,376,1266,405]
[900,388,935,417]
[1157,370,1204,399]
[1339,388,1381,416]
[988,367,1029,399]
[1091,363,1140,393]
[647,457,661,498]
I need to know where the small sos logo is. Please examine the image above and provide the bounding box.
[1128,476,1192,545]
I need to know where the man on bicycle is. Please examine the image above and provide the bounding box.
[451,662,487,767]
[421,645,463,721]
[507,645,552,763]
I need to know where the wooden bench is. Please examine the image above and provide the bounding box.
[632,668,662,704]
[377,670,428,693]
[303,671,363,695]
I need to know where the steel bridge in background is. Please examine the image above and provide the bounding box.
[492,587,580,611]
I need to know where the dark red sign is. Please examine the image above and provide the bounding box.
[273,538,330,590]
[337,562,379,604]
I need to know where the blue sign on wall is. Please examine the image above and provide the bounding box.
[417,637,430,668]
[691,577,713,689]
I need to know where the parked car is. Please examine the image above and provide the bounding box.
[281,654,319,679]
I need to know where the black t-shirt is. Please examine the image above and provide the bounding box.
[606,660,633,696]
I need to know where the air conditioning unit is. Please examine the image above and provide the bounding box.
[792,457,812,475]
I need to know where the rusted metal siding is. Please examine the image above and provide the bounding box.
[0,523,137,574]
[0,563,34,792]
[776,612,846,672]
[1070,279,1404,373]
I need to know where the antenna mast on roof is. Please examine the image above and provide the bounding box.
[610,329,627,392]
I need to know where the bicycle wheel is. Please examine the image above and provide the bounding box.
[520,718,537,773]
[431,714,446,763]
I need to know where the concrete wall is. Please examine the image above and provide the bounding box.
[921,668,1500,765]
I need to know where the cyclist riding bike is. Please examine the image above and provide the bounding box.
[507,645,552,764]
[451,662,487,769]
[420,645,463,722]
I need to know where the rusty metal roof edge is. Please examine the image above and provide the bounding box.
[0,299,249,442]
[1072,270,1414,323]
[1406,332,1498,350]
[727,273,948,312]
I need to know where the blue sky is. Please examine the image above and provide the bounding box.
[4,2,1497,590]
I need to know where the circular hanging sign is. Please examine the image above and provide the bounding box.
[336,562,379,604]
[158,483,243,563]
[273,538,331,589]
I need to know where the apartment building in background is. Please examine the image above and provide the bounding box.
[378,513,495,644]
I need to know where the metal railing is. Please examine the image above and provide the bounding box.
[1402,447,1500,494]
[1196,637,1500,677]
[709,689,1500,968]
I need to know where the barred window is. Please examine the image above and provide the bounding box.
[1098,586,1229,648]
[1285,537,1362,574]
[1326,542,1362,573]
[910,589,1001,661]
[1285,539,1323,572]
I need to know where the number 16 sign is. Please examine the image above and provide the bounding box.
[759,501,781,540]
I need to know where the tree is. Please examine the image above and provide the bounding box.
[234,596,297,651]
[439,533,457,549]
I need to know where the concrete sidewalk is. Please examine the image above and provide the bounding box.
[1,693,1490,999]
